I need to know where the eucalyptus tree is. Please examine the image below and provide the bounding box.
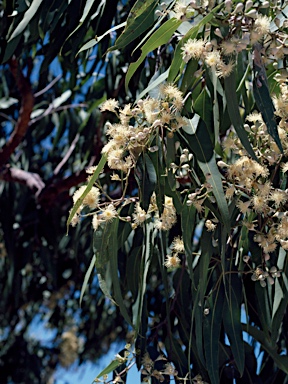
[69,1,288,383]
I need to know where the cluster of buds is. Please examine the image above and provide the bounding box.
[141,352,178,383]
[170,148,193,180]
[251,266,281,287]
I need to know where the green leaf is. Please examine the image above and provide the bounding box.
[204,281,225,384]
[79,254,96,305]
[8,0,44,41]
[93,222,117,304]
[132,222,153,335]
[181,115,230,231]
[224,72,257,161]
[223,273,245,376]
[110,0,157,52]
[271,247,288,343]
[80,0,96,23]
[96,359,123,379]
[110,218,133,327]
[253,57,283,152]
[179,58,198,93]
[192,229,213,366]
[66,154,107,232]
[193,88,213,133]
[243,324,288,374]
[76,38,98,55]
[125,18,182,91]
[181,204,196,258]
[126,245,142,298]
[76,22,126,56]
[255,283,271,339]
[135,153,157,212]
[136,69,169,102]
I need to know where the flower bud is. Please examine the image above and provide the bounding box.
[245,0,253,11]
[234,3,244,13]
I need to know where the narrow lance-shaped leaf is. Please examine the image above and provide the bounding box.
[132,222,153,335]
[109,218,133,327]
[204,281,225,384]
[271,247,288,344]
[135,153,157,212]
[224,72,257,161]
[223,272,245,376]
[181,115,230,232]
[79,254,96,306]
[109,0,157,52]
[253,43,283,152]
[76,22,126,56]
[125,18,182,91]
[93,222,117,304]
[96,359,123,379]
[242,324,288,374]
[8,0,44,41]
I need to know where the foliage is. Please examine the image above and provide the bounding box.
[0,0,287,384]
[69,1,288,384]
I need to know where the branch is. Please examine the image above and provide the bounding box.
[34,74,62,98]
[0,165,45,196]
[0,58,34,166]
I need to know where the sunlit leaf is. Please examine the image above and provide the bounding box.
[8,0,44,41]
[181,115,230,231]
[96,359,123,379]
[0,97,18,109]
[79,254,96,305]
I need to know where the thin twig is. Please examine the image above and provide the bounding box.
[28,103,87,126]
[53,133,80,175]
[34,74,62,97]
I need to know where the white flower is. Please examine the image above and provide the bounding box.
[164,254,181,269]
[100,204,117,222]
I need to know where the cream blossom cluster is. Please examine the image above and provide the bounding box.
[181,38,235,78]
[69,185,100,226]
[100,84,186,173]
[164,236,185,269]
[180,1,287,76]
[210,103,287,284]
